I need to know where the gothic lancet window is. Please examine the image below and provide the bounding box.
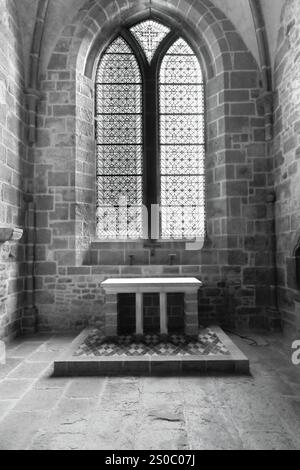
[160,38,205,239]
[95,20,205,240]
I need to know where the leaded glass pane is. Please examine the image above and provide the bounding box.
[97,145,142,176]
[160,84,204,114]
[130,20,170,63]
[161,206,205,240]
[105,37,132,54]
[96,38,141,84]
[159,37,205,239]
[96,115,142,144]
[160,145,205,175]
[97,176,142,206]
[96,205,143,239]
[161,176,204,206]
[165,37,195,55]
[96,85,141,114]
[160,39,202,84]
[160,115,204,145]
[160,55,202,83]
[96,36,143,239]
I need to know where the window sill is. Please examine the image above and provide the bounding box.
[90,237,204,250]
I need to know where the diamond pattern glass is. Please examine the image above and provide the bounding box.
[160,145,205,175]
[97,176,142,206]
[96,37,143,239]
[159,38,205,239]
[97,145,142,176]
[159,84,204,114]
[161,205,205,240]
[130,20,170,63]
[96,115,142,145]
[96,205,143,239]
[160,115,204,145]
[96,84,141,114]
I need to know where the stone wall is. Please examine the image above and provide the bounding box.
[29,0,277,334]
[273,0,300,339]
[0,0,30,341]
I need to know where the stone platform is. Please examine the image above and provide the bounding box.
[53,326,249,376]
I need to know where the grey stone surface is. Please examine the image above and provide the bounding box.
[0,333,299,450]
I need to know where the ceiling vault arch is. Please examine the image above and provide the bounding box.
[25,0,50,145]
[249,0,273,140]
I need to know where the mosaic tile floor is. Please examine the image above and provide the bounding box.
[74,328,230,357]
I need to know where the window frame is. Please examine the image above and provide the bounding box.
[95,21,207,243]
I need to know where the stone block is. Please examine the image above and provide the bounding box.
[231,103,256,116]
[184,324,198,336]
[44,117,66,132]
[53,105,75,117]
[3,185,19,206]
[234,52,258,70]
[225,116,249,132]
[67,267,90,275]
[51,238,68,249]
[92,266,119,275]
[231,71,258,88]
[36,212,49,228]
[105,303,118,315]
[55,133,75,147]
[228,250,247,266]
[35,290,55,304]
[48,172,69,187]
[246,144,266,158]
[49,92,69,104]
[35,262,57,276]
[243,268,275,285]
[105,325,117,336]
[184,301,198,313]
[36,130,51,148]
[226,181,248,197]
[49,204,69,221]
[226,150,245,163]
[220,90,250,103]
[48,54,68,70]
[226,32,248,51]
[8,278,23,294]
[51,222,74,236]
[99,250,124,265]
[54,250,76,266]
[36,229,51,244]
[35,196,54,211]
[105,294,117,303]
[185,292,198,302]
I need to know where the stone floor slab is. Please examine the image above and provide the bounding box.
[0,379,33,399]
[0,332,299,450]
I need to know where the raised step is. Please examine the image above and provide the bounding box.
[53,326,249,376]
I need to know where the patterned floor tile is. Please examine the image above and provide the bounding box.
[73,328,230,357]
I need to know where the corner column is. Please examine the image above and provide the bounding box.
[184,290,199,336]
[104,292,118,337]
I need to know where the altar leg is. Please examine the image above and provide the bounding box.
[159,292,168,335]
[136,292,143,335]
[184,290,199,336]
[104,293,118,337]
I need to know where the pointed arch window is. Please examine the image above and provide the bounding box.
[95,20,205,241]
